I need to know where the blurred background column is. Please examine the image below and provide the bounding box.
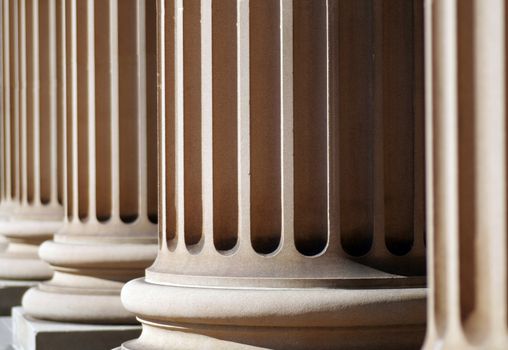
[119,0,427,349]
[423,0,508,349]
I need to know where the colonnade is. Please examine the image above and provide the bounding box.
[0,0,63,316]
[1,0,506,349]
[0,0,158,341]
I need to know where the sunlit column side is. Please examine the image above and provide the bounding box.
[119,0,427,349]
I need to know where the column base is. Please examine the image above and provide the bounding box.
[22,284,135,324]
[120,321,425,350]
[11,307,141,350]
[119,278,427,350]
[22,240,157,324]
[0,280,36,316]
[0,219,62,281]
[0,253,53,281]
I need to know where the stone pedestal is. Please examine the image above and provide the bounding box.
[22,0,158,326]
[12,307,140,350]
[423,0,508,349]
[120,0,426,348]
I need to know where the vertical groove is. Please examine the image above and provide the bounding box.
[146,0,158,224]
[58,0,66,212]
[163,0,176,246]
[212,0,238,252]
[31,0,39,204]
[156,0,167,247]
[26,0,34,203]
[57,0,65,206]
[371,0,385,256]
[12,0,19,202]
[457,0,477,329]
[110,0,120,220]
[183,0,202,247]
[68,0,78,220]
[86,0,96,221]
[174,0,184,248]
[327,0,340,252]
[140,0,157,225]
[4,0,11,201]
[382,0,415,256]
[338,0,374,257]
[19,0,27,204]
[66,0,73,218]
[119,0,139,223]
[39,0,57,205]
[293,0,327,256]
[48,0,58,205]
[95,0,112,222]
[157,0,165,247]
[137,0,148,221]
[77,0,89,221]
[250,0,281,254]
[412,0,426,256]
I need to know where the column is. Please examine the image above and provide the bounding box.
[22,0,158,325]
[0,0,64,312]
[0,0,8,253]
[119,0,426,349]
[423,0,508,349]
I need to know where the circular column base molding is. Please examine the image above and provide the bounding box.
[0,253,52,280]
[119,278,427,350]
[22,285,137,324]
[23,240,157,324]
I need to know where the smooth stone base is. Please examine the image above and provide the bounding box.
[120,321,426,350]
[11,307,141,350]
[0,317,14,350]
[0,280,36,316]
[120,278,427,350]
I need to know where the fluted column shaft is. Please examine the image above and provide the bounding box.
[0,0,64,282]
[120,1,427,349]
[423,0,508,349]
[22,0,158,324]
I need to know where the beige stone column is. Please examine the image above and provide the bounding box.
[0,0,8,252]
[0,0,64,287]
[119,1,426,349]
[423,0,508,349]
[22,0,158,324]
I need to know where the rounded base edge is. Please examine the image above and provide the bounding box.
[22,285,137,324]
[119,278,427,349]
[119,319,425,350]
[0,255,53,280]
